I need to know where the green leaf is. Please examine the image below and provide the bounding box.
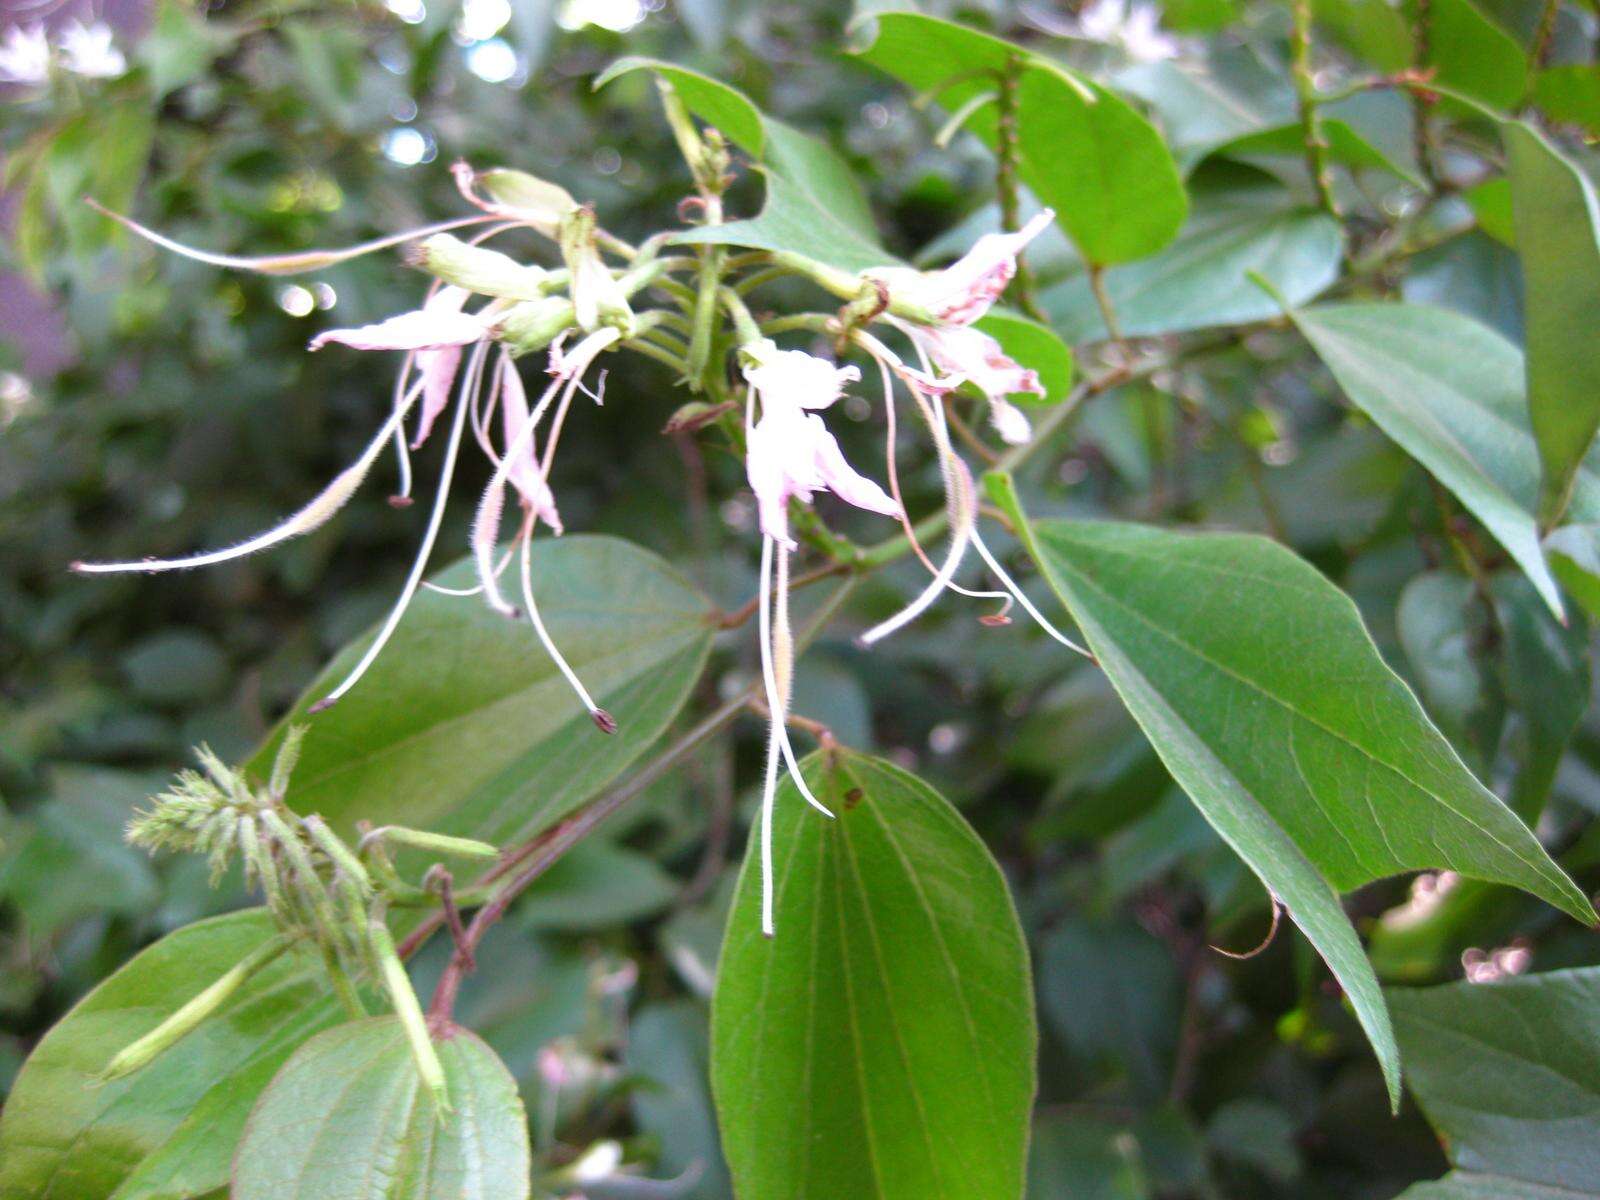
[627,1001,731,1198]
[1207,117,1424,186]
[972,310,1074,408]
[1502,119,1600,526]
[248,536,713,850]
[1291,302,1583,618]
[1044,189,1342,341]
[515,839,679,931]
[1490,575,1589,824]
[1533,65,1600,137]
[1465,177,1515,247]
[1415,0,1527,113]
[596,58,887,271]
[1391,966,1600,1198]
[0,909,342,1200]
[993,502,1596,1107]
[711,751,1035,1200]
[851,12,1187,265]
[1395,572,1500,771]
[232,1017,529,1200]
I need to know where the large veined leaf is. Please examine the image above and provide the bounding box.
[991,496,1594,1106]
[596,58,889,271]
[1391,967,1600,1198]
[1502,119,1600,525]
[1291,302,1600,619]
[1411,0,1527,114]
[711,751,1035,1200]
[0,909,342,1200]
[851,11,1187,265]
[231,1017,529,1200]
[1044,188,1341,341]
[247,536,713,850]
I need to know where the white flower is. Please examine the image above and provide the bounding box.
[899,322,1041,445]
[1071,0,1179,62]
[0,24,50,85]
[866,210,1055,326]
[57,19,125,79]
[741,342,899,547]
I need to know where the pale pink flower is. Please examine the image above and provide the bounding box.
[57,19,125,78]
[899,322,1041,445]
[308,298,488,354]
[866,210,1054,326]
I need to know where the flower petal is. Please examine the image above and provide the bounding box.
[807,415,901,518]
[310,303,486,353]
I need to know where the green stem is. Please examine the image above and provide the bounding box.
[1291,0,1339,216]
[995,56,1046,322]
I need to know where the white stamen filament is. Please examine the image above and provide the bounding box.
[390,349,419,504]
[517,515,609,727]
[472,327,620,616]
[73,380,427,576]
[969,528,1092,658]
[87,201,496,275]
[308,339,485,712]
[771,541,834,819]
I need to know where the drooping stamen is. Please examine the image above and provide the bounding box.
[472,327,621,616]
[86,199,496,276]
[969,527,1092,658]
[390,350,420,506]
[768,539,834,818]
[518,515,613,733]
[72,381,427,576]
[873,352,1011,616]
[308,341,484,713]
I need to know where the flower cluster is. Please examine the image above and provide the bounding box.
[76,145,1087,936]
[0,19,125,86]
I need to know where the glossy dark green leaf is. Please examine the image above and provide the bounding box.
[597,58,887,271]
[1416,0,1527,112]
[852,12,1187,265]
[972,310,1074,408]
[1395,572,1500,772]
[1291,302,1599,618]
[232,1017,529,1200]
[1533,65,1600,137]
[1045,192,1341,342]
[248,537,713,850]
[0,909,342,1200]
[711,751,1035,1200]
[1490,575,1589,823]
[1392,967,1600,1198]
[1502,119,1600,525]
[997,505,1596,1106]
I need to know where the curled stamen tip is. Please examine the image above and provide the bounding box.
[307,696,339,715]
[387,495,415,509]
[67,560,88,573]
[591,709,619,735]
[979,614,1013,627]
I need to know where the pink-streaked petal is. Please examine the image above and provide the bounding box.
[807,415,901,519]
[412,345,464,448]
[499,359,563,533]
[310,307,487,353]
[745,418,801,547]
[744,348,860,412]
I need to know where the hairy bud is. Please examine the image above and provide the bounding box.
[406,234,549,301]
[495,296,576,355]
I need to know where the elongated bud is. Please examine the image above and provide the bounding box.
[102,935,293,1081]
[558,205,635,335]
[406,234,549,301]
[368,915,449,1112]
[495,296,576,355]
[302,814,374,899]
[269,724,309,800]
[363,826,500,860]
[466,165,576,237]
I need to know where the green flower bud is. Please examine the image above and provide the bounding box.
[364,825,501,861]
[368,915,449,1112]
[558,205,636,336]
[495,296,576,355]
[476,167,576,238]
[102,935,293,1081]
[405,234,549,301]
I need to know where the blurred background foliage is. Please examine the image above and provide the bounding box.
[3,0,1599,1196]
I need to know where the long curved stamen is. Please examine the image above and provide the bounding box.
[390,350,420,505]
[770,540,834,818]
[756,536,784,938]
[969,527,1092,658]
[72,383,427,576]
[308,341,484,713]
[87,200,496,275]
[874,353,1010,610]
[472,327,620,616]
[518,518,614,733]
[857,389,979,647]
